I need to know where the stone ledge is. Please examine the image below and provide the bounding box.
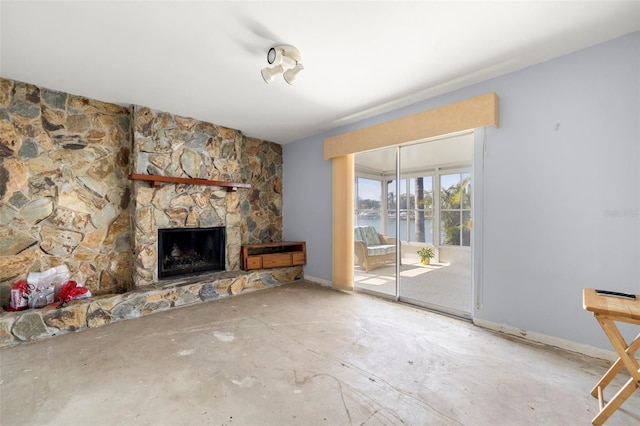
[0,266,303,348]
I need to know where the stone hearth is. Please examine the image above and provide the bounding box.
[0,267,303,347]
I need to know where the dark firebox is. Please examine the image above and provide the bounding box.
[158,227,226,279]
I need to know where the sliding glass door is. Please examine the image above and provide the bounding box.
[353,147,397,297]
[354,135,473,318]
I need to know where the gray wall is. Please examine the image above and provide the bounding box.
[283,32,639,350]
[282,132,332,280]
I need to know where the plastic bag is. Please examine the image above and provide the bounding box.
[27,265,70,291]
[9,281,29,310]
[56,281,91,304]
[27,286,54,309]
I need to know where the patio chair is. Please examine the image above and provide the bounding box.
[354,226,396,271]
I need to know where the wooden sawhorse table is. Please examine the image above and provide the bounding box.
[583,288,640,425]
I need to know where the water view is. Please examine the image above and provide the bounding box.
[356,217,434,244]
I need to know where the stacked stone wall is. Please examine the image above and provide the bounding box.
[0,78,132,296]
[241,136,283,244]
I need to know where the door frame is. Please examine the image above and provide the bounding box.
[353,138,477,319]
[325,93,498,318]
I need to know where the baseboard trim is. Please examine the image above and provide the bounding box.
[473,318,618,362]
[303,275,333,287]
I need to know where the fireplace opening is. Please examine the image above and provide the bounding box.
[158,227,226,280]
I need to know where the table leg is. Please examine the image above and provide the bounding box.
[591,317,640,425]
[593,377,638,426]
[597,318,640,381]
[591,332,640,398]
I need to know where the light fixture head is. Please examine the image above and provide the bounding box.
[261,64,284,83]
[283,63,304,85]
[262,44,303,84]
[267,47,281,65]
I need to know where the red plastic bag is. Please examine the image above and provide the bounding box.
[56,281,89,303]
[8,280,29,311]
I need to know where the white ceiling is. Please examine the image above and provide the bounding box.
[1,1,639,144]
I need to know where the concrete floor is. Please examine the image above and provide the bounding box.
[1,281,638,426]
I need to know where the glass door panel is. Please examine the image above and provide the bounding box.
[353,135,474,318]
[398,140,473,318]
[353,147,397,298]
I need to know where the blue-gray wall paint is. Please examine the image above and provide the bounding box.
[282,133,332,280]
[283,32,639,350]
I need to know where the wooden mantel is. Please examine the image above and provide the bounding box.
[129,174,251,192]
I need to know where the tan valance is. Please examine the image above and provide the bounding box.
[324,92,499,160]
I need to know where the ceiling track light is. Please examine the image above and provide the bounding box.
[261,44,303,85]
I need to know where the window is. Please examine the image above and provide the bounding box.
[355,169,470,247]
[439,172,471,246]
[355,177,383,232]
[385,177,433,243]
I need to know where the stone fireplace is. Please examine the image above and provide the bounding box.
[158,227,226,280]
[129,105,260,287]
[0,77,301,348]
[0,77,284,298]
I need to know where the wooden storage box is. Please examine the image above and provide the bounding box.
[241,242,306,271]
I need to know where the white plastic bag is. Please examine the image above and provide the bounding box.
[27,265,70,291]
[27,287,54,309]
